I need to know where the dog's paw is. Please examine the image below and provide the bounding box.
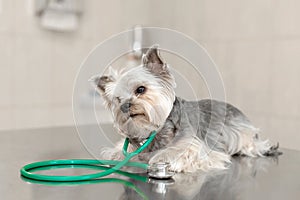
[149,147,230,173]
[100,147,124,160]
[137,152,152,162]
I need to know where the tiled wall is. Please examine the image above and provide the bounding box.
[0,0,299,150]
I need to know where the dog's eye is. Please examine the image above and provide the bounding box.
[135,86,146,95]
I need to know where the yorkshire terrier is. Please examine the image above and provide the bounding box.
[90,45,280,172]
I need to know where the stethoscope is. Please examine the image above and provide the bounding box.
[20,131,175,183]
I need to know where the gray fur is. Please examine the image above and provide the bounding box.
[136,97,279,160]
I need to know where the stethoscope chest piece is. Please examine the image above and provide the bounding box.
[147,162,175,179]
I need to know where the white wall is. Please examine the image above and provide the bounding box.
[0,0,299,150]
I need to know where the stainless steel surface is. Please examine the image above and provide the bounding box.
[1,125,299,200]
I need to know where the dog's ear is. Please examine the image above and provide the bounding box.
[142,44,167,74]
[89,75,114,93]
[143,44,164,65]
[89,67,117,94]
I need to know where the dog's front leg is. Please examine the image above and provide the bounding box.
[100,140,137,161]
[148,135,198,172]
[149,135,231,172]
[100,146,124,160]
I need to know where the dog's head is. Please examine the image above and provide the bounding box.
[91,45,176,140]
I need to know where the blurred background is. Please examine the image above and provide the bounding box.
[0,0,299,150]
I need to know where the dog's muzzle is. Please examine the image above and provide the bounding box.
[120,102,131,113]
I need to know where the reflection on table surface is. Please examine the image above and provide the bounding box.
[122,156,282,200]
[1,125,299,200]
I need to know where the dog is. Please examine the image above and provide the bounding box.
[90,45,280,172]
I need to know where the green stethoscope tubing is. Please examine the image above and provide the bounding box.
[20,131,157,182]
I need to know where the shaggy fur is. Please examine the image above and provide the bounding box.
[90,45,280,172]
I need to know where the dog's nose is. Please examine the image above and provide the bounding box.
[120,102,131,113]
